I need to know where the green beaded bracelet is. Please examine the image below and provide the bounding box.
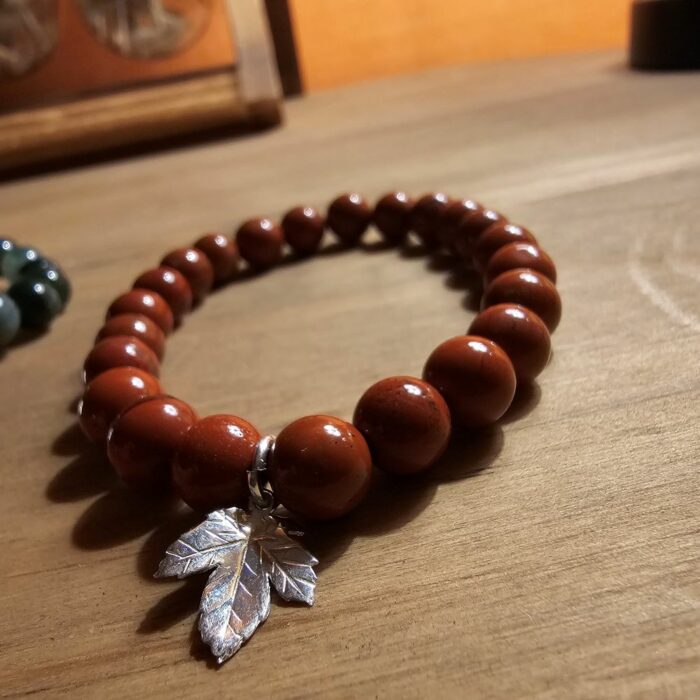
[0,238,71,348]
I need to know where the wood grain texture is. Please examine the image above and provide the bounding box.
[0,0,281,171]
[0,52,698,699]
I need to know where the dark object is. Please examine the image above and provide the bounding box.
[194,233,240,284]
[7,278,62,329]
[454,209,506,260]
[20,258,72,308]
[630,0,700,69]
[468,304,552,382]
[327,193,372,246]
[236,217,285,270]
[83,336,160,384]
[265,0,303,95]
[483,269,562,333]
[410,192,450,249]
[423,336,517,428]
[161,248,215,304]
[473,223,537,272]
[132,267,193,323]
[281,206,325,256]
[373,191,415,245]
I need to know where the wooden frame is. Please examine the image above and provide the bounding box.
[0,0,282,172]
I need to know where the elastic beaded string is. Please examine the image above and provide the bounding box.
[0,239,71,348]
[78,191,561,522]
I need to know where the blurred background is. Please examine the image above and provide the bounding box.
[0,0,697,170]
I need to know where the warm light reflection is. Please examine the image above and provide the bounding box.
[468,340,489,353]
[324,424,342,438]
[403,382,422,396]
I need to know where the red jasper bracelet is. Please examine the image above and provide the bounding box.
[77,191,561,663]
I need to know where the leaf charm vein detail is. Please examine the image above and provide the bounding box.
[156,506,318,664]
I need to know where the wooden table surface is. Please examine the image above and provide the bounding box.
[1,52,698,699]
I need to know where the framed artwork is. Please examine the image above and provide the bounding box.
[0,0,282,171]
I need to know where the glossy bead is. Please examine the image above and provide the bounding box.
[132,266,192,323]
[483,268,562,332]
[107,395,197,491]
[0,245,40,279]
[410,192,450,248]
[269,415,372,520]
[236,218,284,270]
[83,335,160,384]
[485,242,556,284]
[373,191,414,245]
[353,376,451,474]
[96,313,166,360]
[106,289,174,335]
[439,198,482,251]
[423,336,516,428]
[454,209,506,259]
[327,193,372,246]
[194,233,239,284]
[7,278,62,329]
[468,304,551,381]
[282,206,325,256]
[0,293,21,347]
[79,367,162,443]
[473,223,538,272]
[19,258,71,309]
[173,414,260,511]
[161,247,214,304]
[0,238,16,266]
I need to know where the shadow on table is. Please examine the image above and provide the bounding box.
[46,237,542,664]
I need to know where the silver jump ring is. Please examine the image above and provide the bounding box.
[248,435,276,511]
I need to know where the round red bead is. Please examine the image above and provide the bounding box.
[468,304,551,381]
[133,266,193,323]
[96,313,166,360]
[161,247,215,304]
[473,223,538,272]
[83,335,160,383]
[281,206,325,256]
[354,376,451,474]
[410,193,450,248]
[107,395,197,491]
[194,233,239,284]
[236,218,284,270]
[454,209,506,260]
[107,289,174,335]
[440,198,482,252]
[269,415,372,520]
[173,414,261,512]
[327,193,372,246]
[373,191,414,245]
[483,268,562,332]
[79,367,162,443]
[484,242,556,284]
[423,336,516,428]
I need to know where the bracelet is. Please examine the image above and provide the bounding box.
[77,191,561,664]
[0,239,71,348]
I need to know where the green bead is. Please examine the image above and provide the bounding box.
[20,258,71,308]
[1,245,40,280]
[8,278,62,329]
[0,239,15,267]
[0,292,21,347]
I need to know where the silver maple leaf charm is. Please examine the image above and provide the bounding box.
[155,505,318,664]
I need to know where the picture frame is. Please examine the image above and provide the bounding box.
[0,0,282,172]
